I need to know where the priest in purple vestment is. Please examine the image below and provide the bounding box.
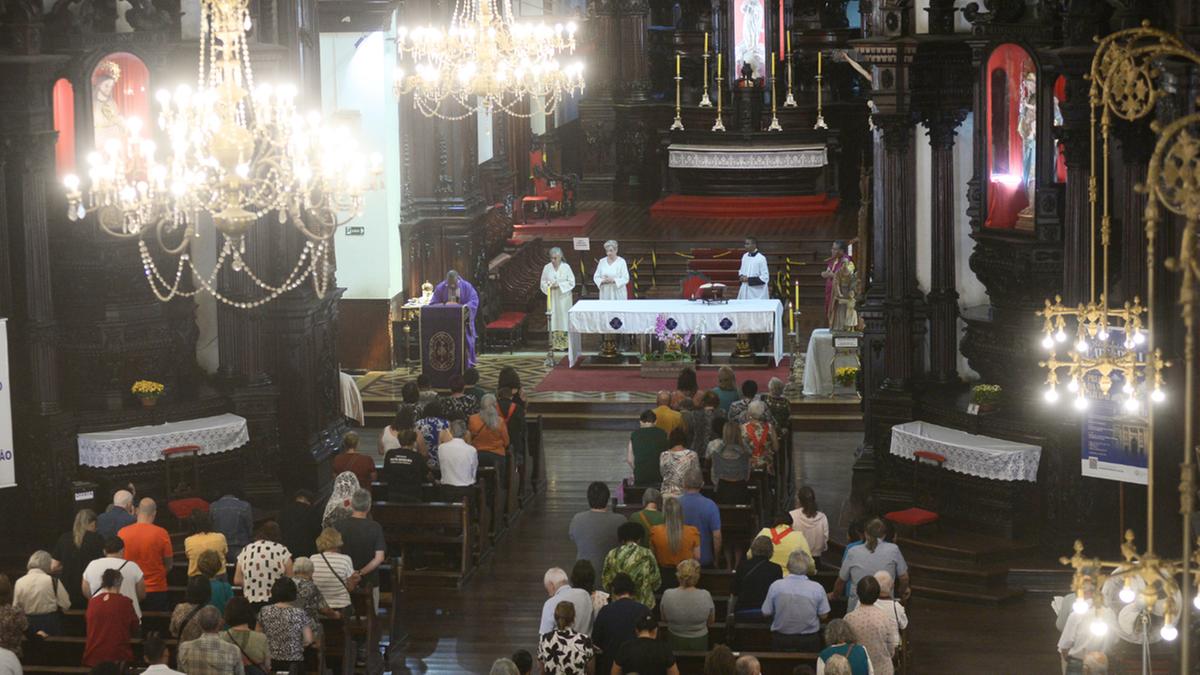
[430,270,480,367]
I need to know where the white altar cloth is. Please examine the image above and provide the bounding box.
[889,420,1042,483]
[802,329,834,396]
[567,299,784,366]
[78,413,250,468]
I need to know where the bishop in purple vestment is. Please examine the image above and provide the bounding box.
[431,270,479,367]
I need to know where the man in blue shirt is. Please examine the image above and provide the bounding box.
[97,489,136,540]
[208,489,253,562]
[761,549,830,652]
[677,468,722,567]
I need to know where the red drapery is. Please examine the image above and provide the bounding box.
[52,78,75,177]
[1054,75,1067,183]
[985,44,1033,230]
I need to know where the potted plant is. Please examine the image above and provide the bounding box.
[132,380,165,408]
[641,315,695,378]
[970,384,1002,413]
[834,366,859,388]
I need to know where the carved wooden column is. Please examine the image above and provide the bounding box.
[874,114,923,391]
[924,110,966,385]
[1056,60,1094,306]
[0,57,65,416]
[617,0,651,102]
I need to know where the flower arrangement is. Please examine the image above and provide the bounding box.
[644,314,694,362]
[132,381,165,396]
[970,384,1002,407]
[834,367,859,387]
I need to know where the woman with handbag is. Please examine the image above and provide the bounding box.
[13,550,70,638]
[310,527,357,614]
[222,596,272,675]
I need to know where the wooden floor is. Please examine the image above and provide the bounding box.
[381,429,1062,674]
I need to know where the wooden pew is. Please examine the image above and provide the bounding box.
[62,609,172,636]
[527,415,547,496]
[373,499,477,588]
[370,479,495,559]
[22,635,179,668]
[675,650,819,675]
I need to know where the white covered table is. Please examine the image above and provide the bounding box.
[78,413,250,468]
[889,420,1042,483]
[568,299,784,366]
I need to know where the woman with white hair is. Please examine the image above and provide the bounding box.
[540,246,577,351]
[817,619,873,675]
[764,376,791,432]
[872,570,908,630]
[741,399,778,474]
[13,550,70,637]
[290,557,331,642]
[469,392,512,483]
[593,240,629,300]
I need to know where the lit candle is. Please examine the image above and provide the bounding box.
[704,32,709,54]
[676,53,681,77]
[789,300,795,332]
[793,280,799,320]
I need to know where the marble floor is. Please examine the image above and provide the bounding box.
[380,428,1062,674]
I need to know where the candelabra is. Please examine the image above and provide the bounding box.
[712,53,726,132]
[670,54,685,130]
[784,32,797,107]
[813,50,827,130]
[767,51,783,132]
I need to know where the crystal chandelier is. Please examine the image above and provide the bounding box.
[392,0,585,119]
[63,0,381,309]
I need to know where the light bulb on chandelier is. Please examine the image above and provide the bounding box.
[1151,387,1166,403]
[1075,337,1090,353]
[1043,386,1059,404]
[1117,584,1135,604]
[1067,378,1080,393]
[1073,395,1089,412]
[1123,396,1140,413]
[1089,618,1108,637]
[1041,335,1055,350]
[1055,328,1068,343]
[1161,624,1178,642]
[1072,597,1090,615]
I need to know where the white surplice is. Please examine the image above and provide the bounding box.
[540,261,577,332]
[737,251,770,300]
[593,255,630,300]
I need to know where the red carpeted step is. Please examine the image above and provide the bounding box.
[650,195,840,219]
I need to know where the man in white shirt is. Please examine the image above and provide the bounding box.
[538,567,593,636]
[82,536,146,617]
[737,237,770,300]
[1057,585,1115,674]
[437,418,479,502]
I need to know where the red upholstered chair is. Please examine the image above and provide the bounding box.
[484,311,529,353]
[885,449,946,538]
[681,273,711,300]
[521,149,556,223]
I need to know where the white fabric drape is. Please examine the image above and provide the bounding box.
[78,413,250,468]
[889,421,1042,482]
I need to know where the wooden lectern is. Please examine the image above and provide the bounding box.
[420,304,468,389]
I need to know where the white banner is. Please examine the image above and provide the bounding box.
[0,319,13,489]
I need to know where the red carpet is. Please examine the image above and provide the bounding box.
[512,209,597,238]
[650,195,840,219]
[535,358,792,393]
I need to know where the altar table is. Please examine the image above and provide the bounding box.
[567,299,784,366]
[78,413,250,468]
[889,420,1042,483]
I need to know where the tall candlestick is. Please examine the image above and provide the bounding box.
[700,50,712,107]
[712,53,725,132]
[671,54,684,130]
[814,50,827,130]
[768,51,782,131]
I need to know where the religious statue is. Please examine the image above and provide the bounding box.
[821,240,857,331]
[736,0,765,79]
[1017,70,1037,208]
[92,60,124,153]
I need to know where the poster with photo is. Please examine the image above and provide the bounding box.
[1080,329,1148,485]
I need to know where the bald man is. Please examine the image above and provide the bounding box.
[735,655,762,675]
[117,498,173,611]
[651,391,685,437]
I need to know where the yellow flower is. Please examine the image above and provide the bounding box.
[131,380,165,396]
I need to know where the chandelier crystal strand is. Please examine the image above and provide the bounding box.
[394,0,585,118]
[63,0,381,308]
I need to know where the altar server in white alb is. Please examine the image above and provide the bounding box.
[541,247,577,351]
[737,236,770,299]
[593,239,630,300]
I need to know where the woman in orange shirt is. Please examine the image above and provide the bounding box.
[649,497,701,573]
[468,393,512,483]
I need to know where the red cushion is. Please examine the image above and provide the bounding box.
[522,196,550,203]
[914,450,947,463]
[487,312,527,330]
[885,507,939,527]
[167,497,209,520]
